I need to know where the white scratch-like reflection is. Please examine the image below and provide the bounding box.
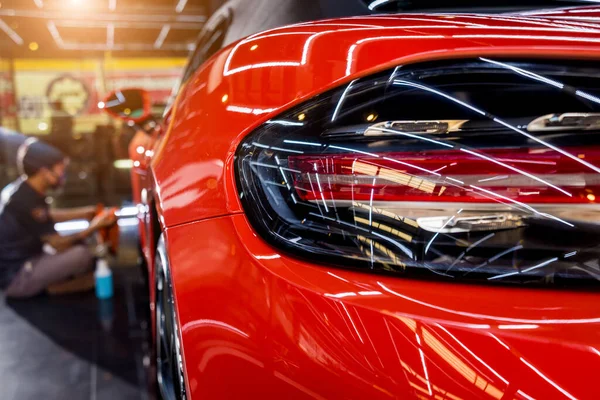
[325,292,357,299]
[493,117,600,175]
[498,324,539,330]
[395,76,600,176]
[347,36,444,76]
[415,331,433,396]
[469,184,574,227]
[520,357,578,400]
[329,145,380,157]
[517,390,537,400]
[283,139,323,147]
[464,147,568,197]
[340,301,364,343]
[383,157,441,176]
[378,282,600,324]
[367,126,454,148]
[182,319,249,338]
[425,209,462,254]
[394,79,486,115]
[436,324,508,384]
[332,80,356,122]
[255,254,281,260]
[488,333,511,351]
[480,58,564,89]
[488,257,558,281]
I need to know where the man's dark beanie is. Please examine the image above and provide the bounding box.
[17,137,65,177]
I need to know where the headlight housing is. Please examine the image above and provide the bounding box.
[236,58,600,287]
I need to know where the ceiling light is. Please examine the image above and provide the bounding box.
[154,25,170,49]
[47,21,64,48]
[0,19,24,45]
[98,101,105,109]
[107,23,114,48]
[38,122,48,131]
[175,0,188,13]
[29,42,39,51]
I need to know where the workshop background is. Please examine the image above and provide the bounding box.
[6,1,598,400]
[0,1,209,399]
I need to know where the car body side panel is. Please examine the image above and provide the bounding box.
[128,129,156,249]
[154,12,600,400]
[166,214,600,400]
[152,15,600,228]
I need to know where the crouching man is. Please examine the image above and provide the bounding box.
[0,138,115,298]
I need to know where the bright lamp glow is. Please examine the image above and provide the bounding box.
[113,159,133,169]
[55,220,89,232]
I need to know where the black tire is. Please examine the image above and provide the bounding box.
[155,235,187,400]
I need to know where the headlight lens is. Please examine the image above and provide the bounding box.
[236,58,600,287]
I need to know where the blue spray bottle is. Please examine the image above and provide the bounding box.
[95,258,113,299]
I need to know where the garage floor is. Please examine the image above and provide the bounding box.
[0,218,155,400]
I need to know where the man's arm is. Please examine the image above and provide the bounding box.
[49,206,96,223]
[41,226,97,252]
[42,211,116,252]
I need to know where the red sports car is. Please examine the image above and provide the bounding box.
[104,2,600,399]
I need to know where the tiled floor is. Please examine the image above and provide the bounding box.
[0,220,155,400]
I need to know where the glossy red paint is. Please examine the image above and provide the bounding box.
[127,124,163,340]
[129,131,161,230]
[517,5,600,20]
[140,11,600,400]
[166,214,599,399]
[152,13,600,228]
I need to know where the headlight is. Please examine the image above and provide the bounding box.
[236,58,600,287]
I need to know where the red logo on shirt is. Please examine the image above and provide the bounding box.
[31,208,49,222]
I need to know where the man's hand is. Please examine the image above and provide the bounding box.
[81,206,98,221]
[89,210,117,231]
[42,210,117,253]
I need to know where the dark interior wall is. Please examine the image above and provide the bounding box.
[318,0,371,18]
[222,0,327,48]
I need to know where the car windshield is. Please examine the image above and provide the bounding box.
[364,0,598,13]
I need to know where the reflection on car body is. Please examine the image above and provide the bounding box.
[103,1,600,399]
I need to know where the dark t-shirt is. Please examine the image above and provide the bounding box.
[0,179,56,289]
